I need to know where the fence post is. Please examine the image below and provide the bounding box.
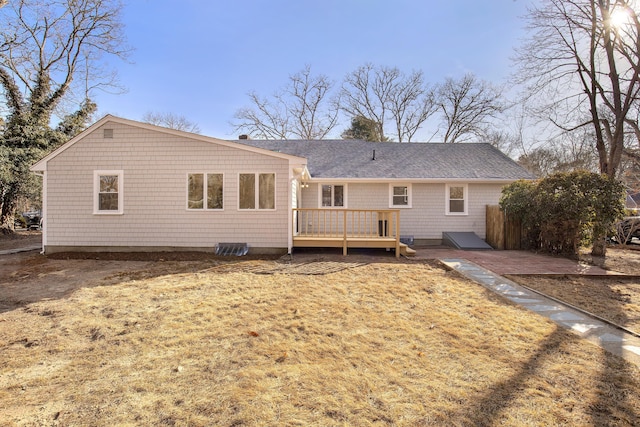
[485,205,505,249]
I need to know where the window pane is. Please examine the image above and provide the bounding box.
[188,174,204,209]
[450,200,465,213]
[100,175,118,193]
[393,186,408,205]
[259,173,275,209]
[393,186,407,196]
[239,174,255,209]
[450,186,464,200]
[99,175,119,211]
[322,185,332,207]
[207,174,223,209]
[99,193,119,211]
[333,185,344,207]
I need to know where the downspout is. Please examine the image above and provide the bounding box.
[288,169,294,255]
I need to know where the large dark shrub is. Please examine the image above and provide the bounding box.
[500,171,625,257]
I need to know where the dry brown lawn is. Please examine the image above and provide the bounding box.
[1,251,640,426]
[509,245,640,334]
[508,274,640,334]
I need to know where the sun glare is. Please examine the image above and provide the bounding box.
[609,7,632,29]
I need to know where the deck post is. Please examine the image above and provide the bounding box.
[395,210,400,258]
[343,209,347,256]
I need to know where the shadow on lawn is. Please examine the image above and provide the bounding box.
[461,318,638,425]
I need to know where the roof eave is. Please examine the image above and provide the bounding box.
[306,177,531,184]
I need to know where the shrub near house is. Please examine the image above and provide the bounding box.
[500,171,626,256]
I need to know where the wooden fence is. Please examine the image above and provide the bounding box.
[486,205,522,250]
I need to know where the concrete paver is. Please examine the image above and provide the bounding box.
[414,247,619,275]
[441,258,640,367]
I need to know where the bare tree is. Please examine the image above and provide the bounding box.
[518,132,599,178]
[479,129,519,158]
[340,64,436,142]
[515,0,640,179]
[233,65,339,140]
[388,71,437,142]
[435,73,505,143]
[142,111,201,133]
[0,0,128,231]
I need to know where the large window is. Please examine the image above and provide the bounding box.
[188,173,223,210]
[94,170,123,214]
[446,184,467,215]
[390,184,411,208]
[239,173,275,210]
[321,184,345,207]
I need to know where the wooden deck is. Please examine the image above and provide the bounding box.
[292,209,401,258]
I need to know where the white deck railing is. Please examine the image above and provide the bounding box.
[292,209,401,256]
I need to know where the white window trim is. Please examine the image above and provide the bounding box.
[445,183,468,215]
[93,170,123,215]
[389,183,412,208]
[238,172,277,211]
[318,183,347,208]
[186,172,225,211]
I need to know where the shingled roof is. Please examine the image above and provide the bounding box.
[234,139,535,181]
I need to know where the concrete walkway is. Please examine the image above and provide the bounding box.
[414,247,619,275]
[441,258,640,367]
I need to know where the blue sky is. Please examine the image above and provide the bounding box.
[96,0,533,138]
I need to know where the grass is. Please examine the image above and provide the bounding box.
[509,275,640,333]
[1,258,640,425]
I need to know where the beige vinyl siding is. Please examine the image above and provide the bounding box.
[45,122,290,250]
[300,182,504,239]
[300,183,320,208]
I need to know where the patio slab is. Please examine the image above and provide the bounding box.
[413,247,622,275]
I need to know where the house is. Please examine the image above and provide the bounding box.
[30,115,535,256]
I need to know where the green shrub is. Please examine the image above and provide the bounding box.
[500,171,625,257]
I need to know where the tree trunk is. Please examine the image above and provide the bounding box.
[0,183,19,235]
[591,234,607,257]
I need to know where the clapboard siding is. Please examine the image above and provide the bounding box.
[298,182,504,240]
[45,122,291,250]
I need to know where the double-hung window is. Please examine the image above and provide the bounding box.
[390,184,411,208]
[446,184,468,215]
[188,173,223,210]
[239,173,275,210]
[321,184,345,207]
[94,170,123,215]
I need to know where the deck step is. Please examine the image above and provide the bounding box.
[399,243,416,257]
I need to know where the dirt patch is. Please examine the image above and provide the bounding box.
[0,252,153,313]
[582,245,640,275]
[206,260,369,275]
[0,230,41,251]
